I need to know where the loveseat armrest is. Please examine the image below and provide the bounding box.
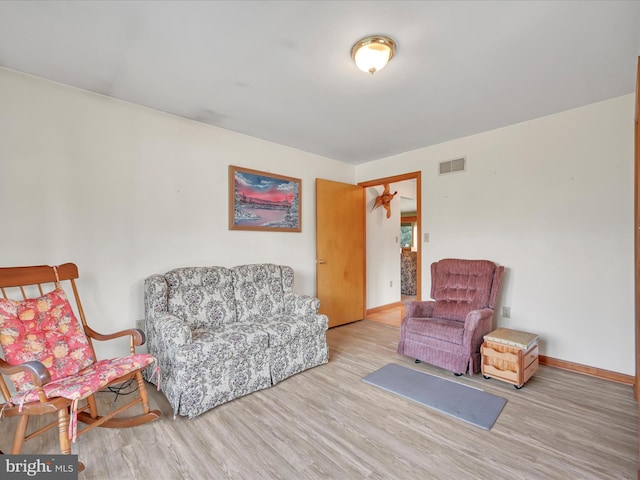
[403,300,435,320]
[148,313,192,349]
[284,293,320,316]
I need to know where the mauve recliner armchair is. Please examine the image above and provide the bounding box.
[397,258,504,375]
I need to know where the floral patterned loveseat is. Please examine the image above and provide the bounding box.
[143,263,328,418]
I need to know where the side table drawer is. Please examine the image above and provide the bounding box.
[523,346,539,383]
[482,361,519,384]
[481,340,538,388]
[524,345,539,368]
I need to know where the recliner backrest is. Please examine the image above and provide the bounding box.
[431,258,504,322]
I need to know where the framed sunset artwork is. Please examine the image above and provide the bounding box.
[228,165,302,232]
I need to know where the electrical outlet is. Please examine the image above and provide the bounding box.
[502,307,511,318]
[389,280,393,287]
[136,319,146,333]
[424,233,429,243]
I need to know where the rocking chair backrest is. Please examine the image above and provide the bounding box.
[0,263,97,401]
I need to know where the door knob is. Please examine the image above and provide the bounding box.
[317,259,326,264]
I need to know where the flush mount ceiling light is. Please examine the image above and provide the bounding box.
[351,35,396,75]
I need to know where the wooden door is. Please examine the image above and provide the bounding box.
[316,179,365,327]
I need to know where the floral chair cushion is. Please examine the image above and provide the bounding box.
[0,288,95,392]
[9,353,157,442]
[9,354,156,405]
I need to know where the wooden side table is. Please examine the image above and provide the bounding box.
[481,328,539,389]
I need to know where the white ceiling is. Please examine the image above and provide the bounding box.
[1,1,639,165]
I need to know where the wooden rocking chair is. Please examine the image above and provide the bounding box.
[0,263,161,471]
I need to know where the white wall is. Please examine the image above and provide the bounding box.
[2,67,635,376]
[0,68,354,358]
[357,95,635,375]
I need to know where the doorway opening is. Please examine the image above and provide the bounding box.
[359,171,421,327]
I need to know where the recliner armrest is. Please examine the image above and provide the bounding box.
[462,308,495,347]
[464,308,494,327]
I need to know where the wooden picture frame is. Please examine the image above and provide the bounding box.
[229,165,301,232]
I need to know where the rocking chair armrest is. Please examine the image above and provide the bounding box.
[0,358,51,387]
[84,326,146,346]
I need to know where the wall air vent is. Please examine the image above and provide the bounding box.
[439,157,466,175]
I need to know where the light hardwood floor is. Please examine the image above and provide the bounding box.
[1,319,637,479]
[366,303,405,328]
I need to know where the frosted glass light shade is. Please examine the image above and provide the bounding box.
[351,36,396,74]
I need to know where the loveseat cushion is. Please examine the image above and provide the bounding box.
[243,314,328,348]
[232,264,285,322]
[403,317,465,345]
[172,322,271,418]
[165,267,236,329]
[190,322,269,360]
